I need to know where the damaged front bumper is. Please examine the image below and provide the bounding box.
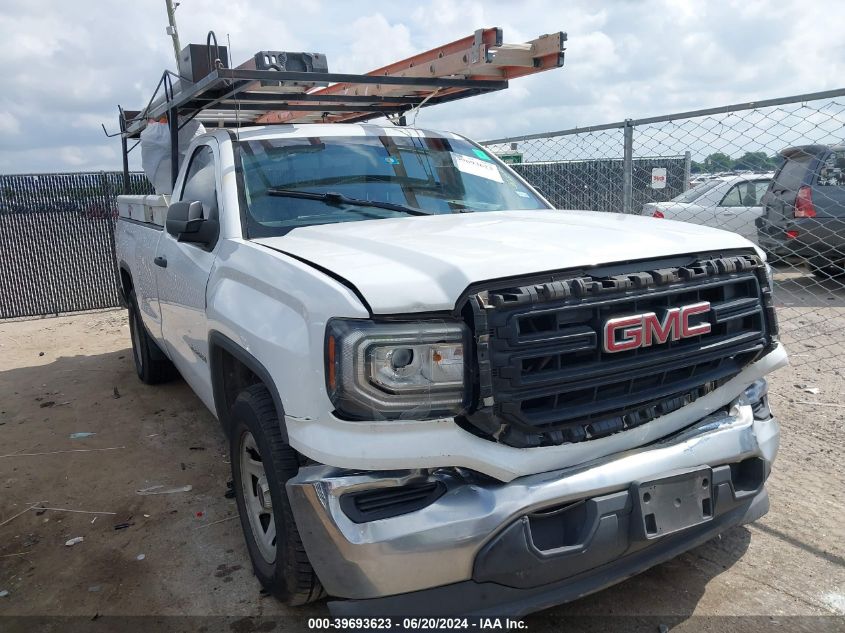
[286,380,779,616]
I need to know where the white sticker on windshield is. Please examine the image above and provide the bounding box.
[452,153,503,183]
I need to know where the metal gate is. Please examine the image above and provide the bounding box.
[0,172,152,319]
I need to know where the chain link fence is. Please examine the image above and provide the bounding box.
[0,172,152,319]
[483,89,845,370]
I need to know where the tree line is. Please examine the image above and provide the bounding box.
[691,151,781,173]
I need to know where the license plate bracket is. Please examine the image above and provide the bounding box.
[634,467,713,540]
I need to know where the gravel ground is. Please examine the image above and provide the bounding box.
[0,292,843,631]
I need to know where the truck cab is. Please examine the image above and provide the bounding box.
[115,122,787,616]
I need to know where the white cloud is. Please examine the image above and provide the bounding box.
[343,14,415,73]
[0,112,21,136]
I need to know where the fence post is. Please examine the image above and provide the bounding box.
[683,151,692,191]
[622,119,633,214]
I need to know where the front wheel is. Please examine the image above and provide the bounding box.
[230,384,324,605]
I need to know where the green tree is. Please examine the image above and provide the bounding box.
[702,152,733,172]
[733,151,774,171]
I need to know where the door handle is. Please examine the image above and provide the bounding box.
[154,256,168,268]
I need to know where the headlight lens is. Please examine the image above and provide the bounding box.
[326,319,469,420]
[369,343,464,392]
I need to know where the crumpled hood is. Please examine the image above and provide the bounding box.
[254,209,758,314]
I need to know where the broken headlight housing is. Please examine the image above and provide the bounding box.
[759,261,780,340]
[325,319,469,419]
[765,262,775,289]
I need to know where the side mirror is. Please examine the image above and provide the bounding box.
[166,201,218,246]
[166,201,203,235]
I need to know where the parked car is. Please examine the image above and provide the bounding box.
[642,173,773,244]
[115,123,786,616]
[688,175,713,188]
[756,144,845,276]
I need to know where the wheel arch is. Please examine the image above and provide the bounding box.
[208,330,288,441]
[118,260,133,307]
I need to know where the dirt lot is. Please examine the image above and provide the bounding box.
[1,290,844,631]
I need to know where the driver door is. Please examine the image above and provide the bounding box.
[154,141,220,408]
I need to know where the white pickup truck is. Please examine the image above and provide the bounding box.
[115,123,787,616]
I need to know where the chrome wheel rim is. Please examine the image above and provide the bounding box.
[240,431,276,563]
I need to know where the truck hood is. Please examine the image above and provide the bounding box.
[254,209,758,314]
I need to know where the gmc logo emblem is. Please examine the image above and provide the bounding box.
[603,301,712,353]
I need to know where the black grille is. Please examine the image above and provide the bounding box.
[465,253,773,447]
[339,481,446,523]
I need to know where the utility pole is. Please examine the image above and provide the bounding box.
[165,0,182,67]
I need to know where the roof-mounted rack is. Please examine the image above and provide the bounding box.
[114,27,566,190]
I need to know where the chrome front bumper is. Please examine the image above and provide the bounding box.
[286,381,779,606]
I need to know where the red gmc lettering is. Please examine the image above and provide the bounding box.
[680,301,712,337]
[603,315,643,352]
[643,309,681,346]
[603,301,711,353]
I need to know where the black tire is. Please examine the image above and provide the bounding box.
[230,384,324,605]
[127,288,176,384]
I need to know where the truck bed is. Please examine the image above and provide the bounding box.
[117,194,170,226]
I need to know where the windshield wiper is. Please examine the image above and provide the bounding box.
[266,188,432,216]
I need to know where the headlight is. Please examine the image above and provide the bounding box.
[326,319,469,420]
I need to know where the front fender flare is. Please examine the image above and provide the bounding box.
[208,330,288,441]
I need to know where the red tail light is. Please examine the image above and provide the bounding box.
[786,230,800,239]
[794,186,816,218]
[652,209,665,218]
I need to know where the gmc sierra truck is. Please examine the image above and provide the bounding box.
[115,123,787,616]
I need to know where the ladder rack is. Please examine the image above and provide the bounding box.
[116,27,566,190]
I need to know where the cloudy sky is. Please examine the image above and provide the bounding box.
[0,0,843,173]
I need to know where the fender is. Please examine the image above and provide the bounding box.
[208,330,288,441]
[117,260,132,307]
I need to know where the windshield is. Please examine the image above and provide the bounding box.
[237,134,549,237]
[671,179,721,203]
